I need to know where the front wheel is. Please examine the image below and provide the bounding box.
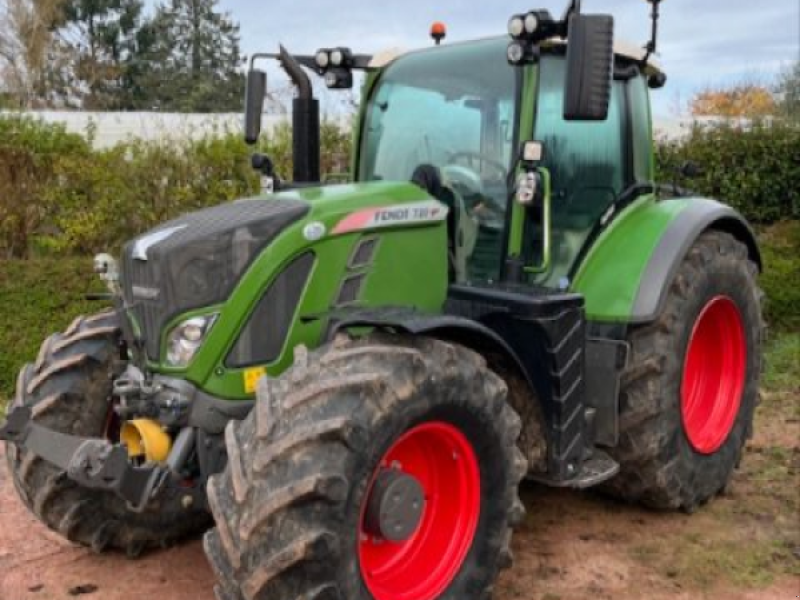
[204,334,527,600]
[5,311,210,556]
[604,231,764,511]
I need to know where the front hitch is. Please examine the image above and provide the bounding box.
[1,406,168,513]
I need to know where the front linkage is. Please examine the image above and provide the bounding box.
[1,406,166,512]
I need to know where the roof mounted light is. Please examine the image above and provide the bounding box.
[324,68,353,89]
[508,15,525,39]
[315,49,330,69]
[507,41,527,65]
[524,13,539,34]
[508,10,557,42]
[430,21,447,45]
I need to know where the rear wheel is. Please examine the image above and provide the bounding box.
[204,334,527,600]
[604,231,763,511]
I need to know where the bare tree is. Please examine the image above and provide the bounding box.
[0,0,76,108]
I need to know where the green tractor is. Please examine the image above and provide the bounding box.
[2,1,763,598]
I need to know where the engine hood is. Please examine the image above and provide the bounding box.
[120,180,441,360]
[121,196,309,359]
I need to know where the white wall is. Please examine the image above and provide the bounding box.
[4,110,702,148]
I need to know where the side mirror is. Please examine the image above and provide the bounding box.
[244,69,267,145]
[563,14,614,121]
[680,160,704,179]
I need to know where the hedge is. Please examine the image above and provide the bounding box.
[0,115,351,258]
[656,121,800,223]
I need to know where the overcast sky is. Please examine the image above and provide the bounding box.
[215,0,799,117]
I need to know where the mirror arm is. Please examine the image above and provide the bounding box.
[561,0,582,22]
[641,0,662,67]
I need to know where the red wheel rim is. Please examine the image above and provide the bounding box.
[681,296,747,454]
[359,422,481,600]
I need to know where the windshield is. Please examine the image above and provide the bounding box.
[358,38,519,281]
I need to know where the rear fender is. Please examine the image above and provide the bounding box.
[572,196,760,324]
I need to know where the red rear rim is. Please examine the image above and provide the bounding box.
[359,422,481,600]
[681,296,747,454]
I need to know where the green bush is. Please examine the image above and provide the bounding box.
[0,116,91,258]
[0,115,351,257]
[656,121,800,224]
[43,134,260,255]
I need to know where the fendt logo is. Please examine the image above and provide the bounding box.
[333,200,448,235]
[373,205,442,224]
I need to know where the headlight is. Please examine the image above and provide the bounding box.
[165,314,218,367]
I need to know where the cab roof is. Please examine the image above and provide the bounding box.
[369,37,663,76]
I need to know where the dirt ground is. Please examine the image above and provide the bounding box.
[1,388,798,600]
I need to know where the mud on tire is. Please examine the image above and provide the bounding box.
[5,311,210,556]
[603,231,764,511]
[204,334,527,600]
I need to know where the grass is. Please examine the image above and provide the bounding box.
[762,331,799,396]
[625,330,800,591]
[759,220,800,331]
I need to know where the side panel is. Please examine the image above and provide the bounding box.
[572,195,760,323]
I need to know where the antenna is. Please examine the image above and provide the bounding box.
[642,0,663,65]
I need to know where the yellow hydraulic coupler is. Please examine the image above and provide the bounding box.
[120,419,172,462]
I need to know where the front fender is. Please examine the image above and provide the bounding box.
[572,195,760,324]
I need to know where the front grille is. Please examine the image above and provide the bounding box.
[120,196,309,359]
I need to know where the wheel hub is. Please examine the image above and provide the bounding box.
[363,469,425,543]
[358,421,481,600]
[681,296,747,454]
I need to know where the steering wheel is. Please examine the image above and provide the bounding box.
[449,151,509,182]
[443,151,509,220]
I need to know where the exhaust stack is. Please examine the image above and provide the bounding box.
[278,45,321,184]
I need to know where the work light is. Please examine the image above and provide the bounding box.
[508,15,525,39]
[524,13,540,34]
[324,68,353,89]
[507,41,526,65]
[315,50,330,69]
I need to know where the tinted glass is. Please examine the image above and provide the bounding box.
[359,39,519,283]
[532,55,627,286]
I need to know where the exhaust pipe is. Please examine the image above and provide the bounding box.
[278,45,321,184]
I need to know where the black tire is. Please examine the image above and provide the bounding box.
[604,231,763,511]
[204,334,527,600]
[5,311,210,556]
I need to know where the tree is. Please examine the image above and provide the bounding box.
[0,0,73,108]
[56,0,145,109]
[133,0,244,112]
[776,61,800,122]
[690,83,778,119]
